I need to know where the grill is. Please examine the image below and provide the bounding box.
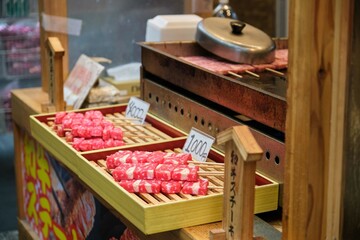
[139,40,287,186]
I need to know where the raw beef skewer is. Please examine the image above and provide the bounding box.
[181,178,209,195]
[119,180,162,194]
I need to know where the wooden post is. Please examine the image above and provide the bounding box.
[283,0,354,239]
[46,37,66,112]
[38,0,68,93]
[211,125,263,240]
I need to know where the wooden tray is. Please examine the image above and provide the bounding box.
[29,104,186,173]
[78,138,279,234]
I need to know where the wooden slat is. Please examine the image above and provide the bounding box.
[151,193,173,203]
[137,193,158,205]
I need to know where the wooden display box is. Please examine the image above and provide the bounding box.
[29,104,279,234]
[29,104,186,173]
[78,138,279,234]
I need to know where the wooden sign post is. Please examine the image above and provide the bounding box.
[211,126,263,240]
[41,37,66,112]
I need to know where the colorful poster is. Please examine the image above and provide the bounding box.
[22,132,126,239]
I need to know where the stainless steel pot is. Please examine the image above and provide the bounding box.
[196,17,275,64]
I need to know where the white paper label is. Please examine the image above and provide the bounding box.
[182,127,215,162]
[125,97,150,124]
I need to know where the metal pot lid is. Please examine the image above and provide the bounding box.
[196,17,275,64]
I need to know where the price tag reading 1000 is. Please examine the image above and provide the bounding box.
[125,97,150,124]
[182,128,215,162]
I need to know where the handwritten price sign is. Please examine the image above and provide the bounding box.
[183,128,215,162]
[125,97,150,124]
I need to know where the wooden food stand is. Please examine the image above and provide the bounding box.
[11,0,360,239]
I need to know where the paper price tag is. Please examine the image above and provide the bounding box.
[64,54,104,109]
[125,97,150,124]
[182,128,215,162]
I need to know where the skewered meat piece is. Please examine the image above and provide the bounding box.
[112,163,159,181]
[154,164,176,181]
[119,180,162,194]
[182,178,209,195]
[146,151,167,164]
[161,180,183,194]
[171,165,199,181]
[112,164,137,181]
[72,138,124,151]
[106,150,133,169]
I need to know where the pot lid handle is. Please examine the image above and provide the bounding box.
[231,21,246,35]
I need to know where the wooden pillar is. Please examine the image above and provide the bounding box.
[38,0,68,92]
[283,0,353,239]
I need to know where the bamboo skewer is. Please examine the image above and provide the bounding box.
[188,161,224,166]
[113,122,144,126]
[123,134,160,139]
[228,71,243,78]
[265,67,285,76]
[198,171,224,176]
[208,185,224,189]
[62,127,146,135]
[190,164,224,169]
[245,70,260,78]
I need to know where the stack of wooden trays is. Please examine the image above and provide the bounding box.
[29,104,279,234]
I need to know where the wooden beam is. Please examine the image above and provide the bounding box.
[38,0,68,93]
[283,0,337,239]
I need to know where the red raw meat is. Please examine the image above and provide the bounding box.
[54,111,67,124]
[172,165,199,181]
[182,178,209,195]
[119,180,161,194]
[56,125,65,137]
[275,49,288,61]
[91,138,104,150]
[84,110,104,120]
[155,164,176,181]
[146,151,166,164]
[111,127,123,140]
[65,131,73,142]
[180,49,288,74]
[127,150,151,164]
[112,162,158,181]
[90,125,103,137]
[112,164,136,181]
[161,180,182,194]
[106,150,133,169]
[134,163,158,180]
[102,125,114,140]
